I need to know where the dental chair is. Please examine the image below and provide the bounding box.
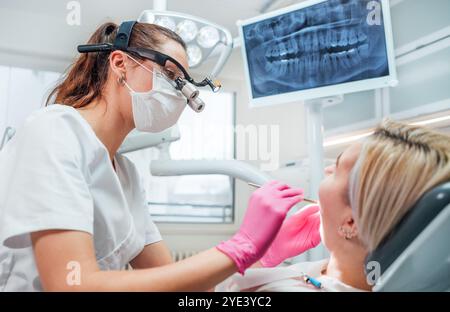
[365,182,450,291]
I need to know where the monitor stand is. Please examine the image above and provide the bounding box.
[304,95,343,261]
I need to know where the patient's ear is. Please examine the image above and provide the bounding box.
[338,215,358,240]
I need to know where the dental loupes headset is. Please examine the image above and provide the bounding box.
[77,21,222,112]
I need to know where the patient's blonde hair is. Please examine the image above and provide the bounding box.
[349,119,450,251]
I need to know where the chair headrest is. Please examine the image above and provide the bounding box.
[365,181,450,275]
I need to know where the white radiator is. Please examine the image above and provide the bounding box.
[171,250,198,262]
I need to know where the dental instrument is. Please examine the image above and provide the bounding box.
[247,182,318,204]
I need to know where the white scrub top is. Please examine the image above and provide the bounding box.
[0,104,162,291]
[215,260,367,292]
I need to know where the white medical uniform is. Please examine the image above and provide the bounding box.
[215,260,367,292]
[0,104,162,291]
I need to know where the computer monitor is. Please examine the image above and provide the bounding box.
[238,0,398,107]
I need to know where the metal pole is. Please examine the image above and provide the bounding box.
[302,96,343,261]
[305,100,324,200]
[153,0,168,11]
[305,99,325,262]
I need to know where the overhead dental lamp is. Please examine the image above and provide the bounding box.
[138,10,233,76]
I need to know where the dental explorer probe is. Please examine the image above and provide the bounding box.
[247,182,318,204]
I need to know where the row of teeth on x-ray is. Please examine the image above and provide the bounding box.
[264,27,369,80]
[266,27,368,61]
[248,0,362,43]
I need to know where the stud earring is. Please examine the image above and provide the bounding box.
[338,226,353,240]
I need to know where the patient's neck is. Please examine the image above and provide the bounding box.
[324,249,372,291]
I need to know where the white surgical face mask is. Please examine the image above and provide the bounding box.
[123,57,187,133]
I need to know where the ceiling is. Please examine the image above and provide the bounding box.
[0,0,300,76]
[0,0,303,43]
[0,0,301,37]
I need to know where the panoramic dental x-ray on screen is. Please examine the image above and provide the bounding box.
[242,0,389,98]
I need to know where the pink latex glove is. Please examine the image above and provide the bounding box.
[216,181,304,274]
[260,204,321,267]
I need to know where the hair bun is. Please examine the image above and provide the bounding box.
[105,24,116,35]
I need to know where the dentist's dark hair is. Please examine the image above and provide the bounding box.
[46,22,186,108]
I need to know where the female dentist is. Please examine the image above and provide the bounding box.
[0,21,320,291]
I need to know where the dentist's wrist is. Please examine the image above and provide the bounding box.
[259,250,284,267]
[216,232,260,274]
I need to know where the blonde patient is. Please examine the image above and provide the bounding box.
[216,119,450,292]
